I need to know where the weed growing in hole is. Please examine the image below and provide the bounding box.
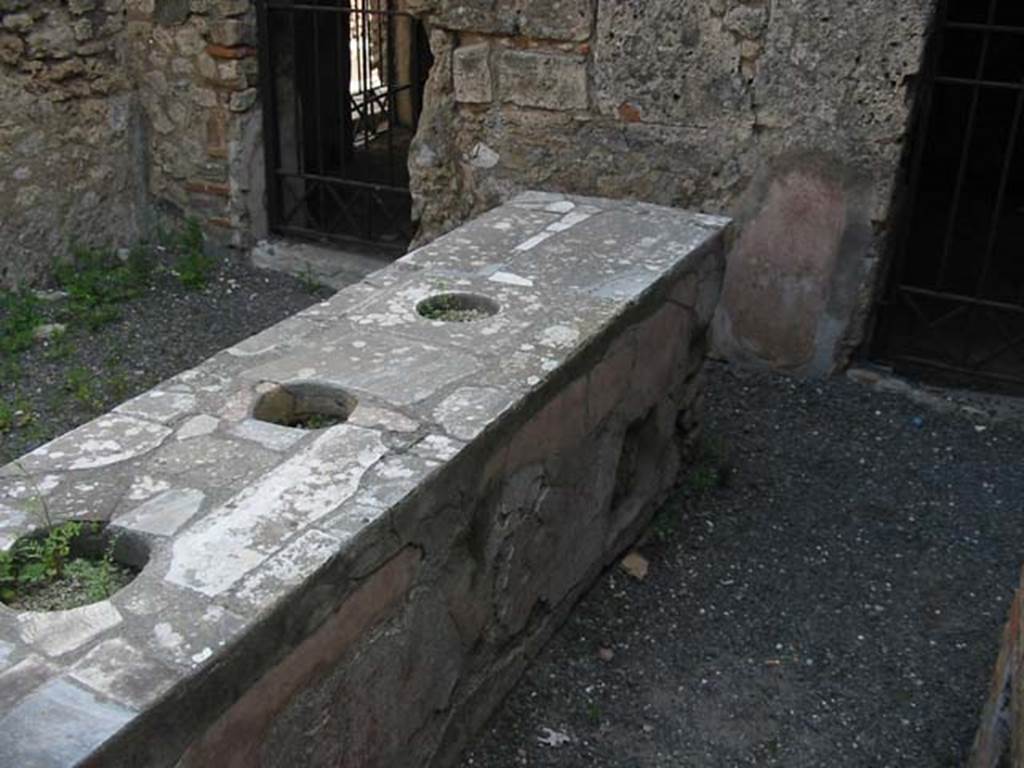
[0,520,82,600]
[0,466,130,609]
[63,531,121,603]
[0,290,44,356]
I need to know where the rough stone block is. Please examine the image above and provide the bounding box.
[497,49,589,111]
[453,42,493,104]
[516,0,593,42]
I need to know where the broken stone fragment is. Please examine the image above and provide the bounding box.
[32,323,66,341]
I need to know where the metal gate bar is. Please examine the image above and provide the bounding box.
[257,0,431,251]
[871,0,1024,389]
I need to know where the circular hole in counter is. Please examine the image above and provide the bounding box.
[252,381,358,430]
[0,523,148,612]
[416,292,500,323]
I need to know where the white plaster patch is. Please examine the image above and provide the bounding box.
[0,640,13,672]
[0,474,62,501]
[153,622,185,652]
[514,232,555,252]
[539,325,582,349]
[488,271,534,288]
[117,488,205,537]
[348,406,419,433]
[232,529,340,610]
[228,419,305,452]
[126,475,172,502]
[115,390,197,424]
[176,415,220,441]
[18,602,123,657]
[20,415,170,472]
[434,387,516,441]
[165,426,388,596]
[545,200,576,214]
[413,434,464,462]
[547,210,594,233]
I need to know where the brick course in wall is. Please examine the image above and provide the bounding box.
[123,0,263,248]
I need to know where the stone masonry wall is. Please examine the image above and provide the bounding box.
[122,0,264,249]
[0,0,265,289]
[406,0,937,375]
[0,0,142,287]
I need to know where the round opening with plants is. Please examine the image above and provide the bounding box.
[416,293,499,323]
[252,381,358,430]
[0,522,147,612]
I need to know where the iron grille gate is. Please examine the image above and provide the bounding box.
[871,0,1024,389]
[257,0,432,251]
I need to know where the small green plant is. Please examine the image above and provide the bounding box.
[63,530,120,603]
[126,242,155,287]
[0,521,82,595]
[105,366,132,403]
[65,366,103,411]
[298,263,324,294]
[417,291,492,322]
[174,217,216,289]
[291,412,346,430]
[0,467,132,610]
[0,396,33,433]
[0,289,44,356]
[683,436,732,496]
[55,244,149,330]
[43,330,72,361]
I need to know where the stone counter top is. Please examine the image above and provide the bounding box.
[0,192,728,767]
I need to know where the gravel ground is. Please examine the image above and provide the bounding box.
[0,251,333,464]
[460,362,1024,767]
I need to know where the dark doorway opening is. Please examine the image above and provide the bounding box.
[257,0,433,253]
[871,0,1024,390]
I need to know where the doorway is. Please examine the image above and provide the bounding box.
[257,0,433,252]
[871,0,1024,389]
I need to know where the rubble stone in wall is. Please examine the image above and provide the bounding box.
[453,42,492,104]
[497,48,588,111]
[0,0,139,287]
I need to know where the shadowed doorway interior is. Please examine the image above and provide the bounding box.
[871,0,1024,390]
[257,0,433,253]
